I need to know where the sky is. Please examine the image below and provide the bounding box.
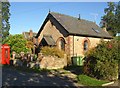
[9,2,108,34]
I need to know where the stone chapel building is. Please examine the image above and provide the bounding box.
[36,12,112,57]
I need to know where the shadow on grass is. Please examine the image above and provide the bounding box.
[2,65,79,87]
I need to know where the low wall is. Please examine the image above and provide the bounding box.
[40,55,67,69]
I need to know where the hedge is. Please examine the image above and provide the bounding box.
[84,40,119,81]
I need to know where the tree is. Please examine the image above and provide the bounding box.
[1,1,10,40]
[101,2,120,36]
[2,34,31,54]
[26,40,34,53]
[101,2,116,36]
[0,2,2,35]
[115,1,120,33]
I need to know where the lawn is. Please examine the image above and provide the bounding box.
[77,74,109,86]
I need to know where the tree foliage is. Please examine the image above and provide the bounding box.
[0,2,2,30]
[84,40,120,81]
[1,1,10,40]
[101,2,120,36]
[115,2,120,34]
[26,40,34,49]
[2,34,30,54]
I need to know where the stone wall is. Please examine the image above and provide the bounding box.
[40,55,67,69]
[38,20,68,44]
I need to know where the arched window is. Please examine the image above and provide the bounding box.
[57,38,65,51]
[84,40,88,51]
[60,38,65,50]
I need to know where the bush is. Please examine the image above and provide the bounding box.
[41,46,65,58]
[84,40,120,81]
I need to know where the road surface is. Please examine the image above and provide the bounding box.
[2,66,82,87]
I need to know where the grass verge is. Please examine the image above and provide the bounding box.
[77,74,109,86]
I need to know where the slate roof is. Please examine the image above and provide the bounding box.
[23,32,37,39]
[43,35,56,46]
[36,12,112,39]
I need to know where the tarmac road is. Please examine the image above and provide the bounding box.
[0,66,2,88]
[1,66,119,87]
[2,66,82,87]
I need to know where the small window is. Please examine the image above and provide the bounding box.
[84,40,88,51]
[58,38,65,51]
[60,39,65,51]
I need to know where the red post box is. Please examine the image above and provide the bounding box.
[1,44,10,65]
